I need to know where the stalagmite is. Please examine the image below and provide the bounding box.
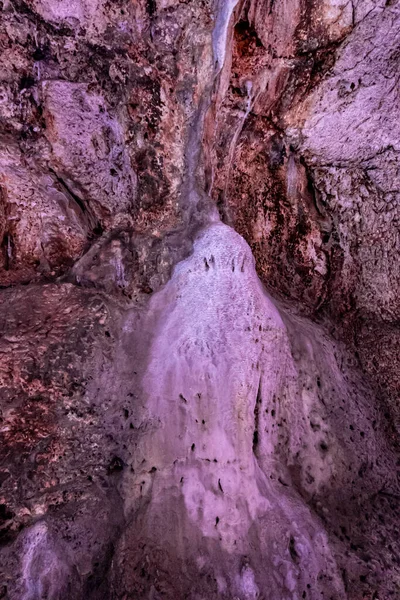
[0,0,399,599]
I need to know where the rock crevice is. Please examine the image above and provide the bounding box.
[0,0,399,598]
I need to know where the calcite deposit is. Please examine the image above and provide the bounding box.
[0,0,399,599]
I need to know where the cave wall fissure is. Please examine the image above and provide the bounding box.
[0,0,399,598]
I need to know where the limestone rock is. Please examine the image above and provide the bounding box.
[0,1,399,599]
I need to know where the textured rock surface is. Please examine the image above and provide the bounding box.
[0,0,399,599]
[208,0,400,420]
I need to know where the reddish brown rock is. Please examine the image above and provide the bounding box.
[207,0,400,417]
[0,1,399,599]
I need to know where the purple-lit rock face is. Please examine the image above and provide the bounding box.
[0,1,400,599]
[108,224,346,598]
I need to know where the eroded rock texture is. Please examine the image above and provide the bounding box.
[208,0,400,421]
[0,0,399,599]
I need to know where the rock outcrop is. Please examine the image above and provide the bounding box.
[0,1,399,599]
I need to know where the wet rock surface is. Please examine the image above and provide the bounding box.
[0,0,399,599]
[208,0,400,421]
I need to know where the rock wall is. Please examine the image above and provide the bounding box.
[207,0,400,419]
[0,1,399,599]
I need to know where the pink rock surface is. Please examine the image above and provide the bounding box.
[0,1,399,599]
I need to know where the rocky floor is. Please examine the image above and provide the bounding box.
[0,0,399,598]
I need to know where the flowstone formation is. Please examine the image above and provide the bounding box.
[0,1,399,599]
